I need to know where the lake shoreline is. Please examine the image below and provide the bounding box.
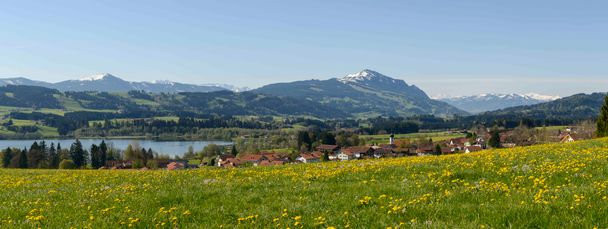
[0,135,232,142]
[0,139,233,157]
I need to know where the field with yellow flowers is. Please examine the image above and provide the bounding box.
[2,138,608,228]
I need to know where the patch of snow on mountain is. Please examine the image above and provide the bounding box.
[523,93,561,101]
[339,69,387,83]
[152,80,176,86]
[79,73,111,81]
[442,93,559,102]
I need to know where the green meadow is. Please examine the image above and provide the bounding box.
[1,138,608,228]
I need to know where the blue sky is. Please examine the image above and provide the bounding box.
[0,0,607,97]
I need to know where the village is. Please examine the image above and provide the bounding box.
[213,126,586,168]
[100,126,589,170]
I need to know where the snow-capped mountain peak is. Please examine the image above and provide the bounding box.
[79,73,116,81]
[445,93,560,101]
[523,93,561,101]
[201,83,250,92]
[151,80,176,86]
[335,69,430,99]
[339,69,395,83]
[439,93,561,113]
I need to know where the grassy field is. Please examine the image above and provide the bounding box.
[88,116,180,127]
[2,138,608,228]
[0,104,118,138]
[0,119,60,137]
[362,131,466,144]
[534,125,569,131]
[0,106,66,116]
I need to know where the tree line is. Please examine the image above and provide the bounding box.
[0,140,130,169]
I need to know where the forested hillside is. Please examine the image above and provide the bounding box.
[465,93,607,127]
[0,85,346,118]
[254,70,467,117]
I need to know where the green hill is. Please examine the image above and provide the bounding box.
[0,85,348,119]
[254,69,467,118]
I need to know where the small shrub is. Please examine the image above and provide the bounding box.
[146,160,159,169]
[58,159,77,169]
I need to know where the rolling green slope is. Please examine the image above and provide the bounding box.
[0,85,348,119]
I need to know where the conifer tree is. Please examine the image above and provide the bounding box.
[231,145,238,157]
[70,139,86,168]
[489,130,501,148]
[28,141,43,168]
[100,141,108,167]
[2,147,12,168]
[435,144,442,155]
[19,148,28,168]
[90,144,101,169]
[49,143,59,169]
[141,148,148,166]
[147,148,154,161]
[596,95,608,137]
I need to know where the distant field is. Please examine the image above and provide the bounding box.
[1,138,608,227]
[362,131,466,144]
[534,125,568,131]
[88,116,179,126]
[0,106,65,116]
[131,98,161,106]
[263,148,296,153]
[0,119,60,137]
[0,105,116,118]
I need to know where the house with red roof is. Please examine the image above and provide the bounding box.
[216,154,236,167]
[167,161,186,170]
[315,144,340,153]
[219,158,242,168]
[240,154,269,166]
[336,146,372,160]
[296,152,322,163]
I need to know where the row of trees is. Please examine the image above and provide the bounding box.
[297,130,364,152]
[0,140,121,169]
[123,143,159,168]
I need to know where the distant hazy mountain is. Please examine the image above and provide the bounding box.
[0,74,239,93]
[439,93,561,113]
[200,83,251,92]
[254,69,467,117]
[468,93,606,124]
[0,77,53,88]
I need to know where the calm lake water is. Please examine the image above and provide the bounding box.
[0,139,232,157]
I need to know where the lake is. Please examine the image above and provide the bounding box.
[0,139,232,157]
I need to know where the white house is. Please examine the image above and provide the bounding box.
[295,152,322,163]
[337,151,354,161]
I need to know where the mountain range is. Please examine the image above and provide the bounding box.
[0,74,231,93]
[439,93,561,114]
[0,70,468,118]
[0,70,598,119]
[0,85,349,119]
